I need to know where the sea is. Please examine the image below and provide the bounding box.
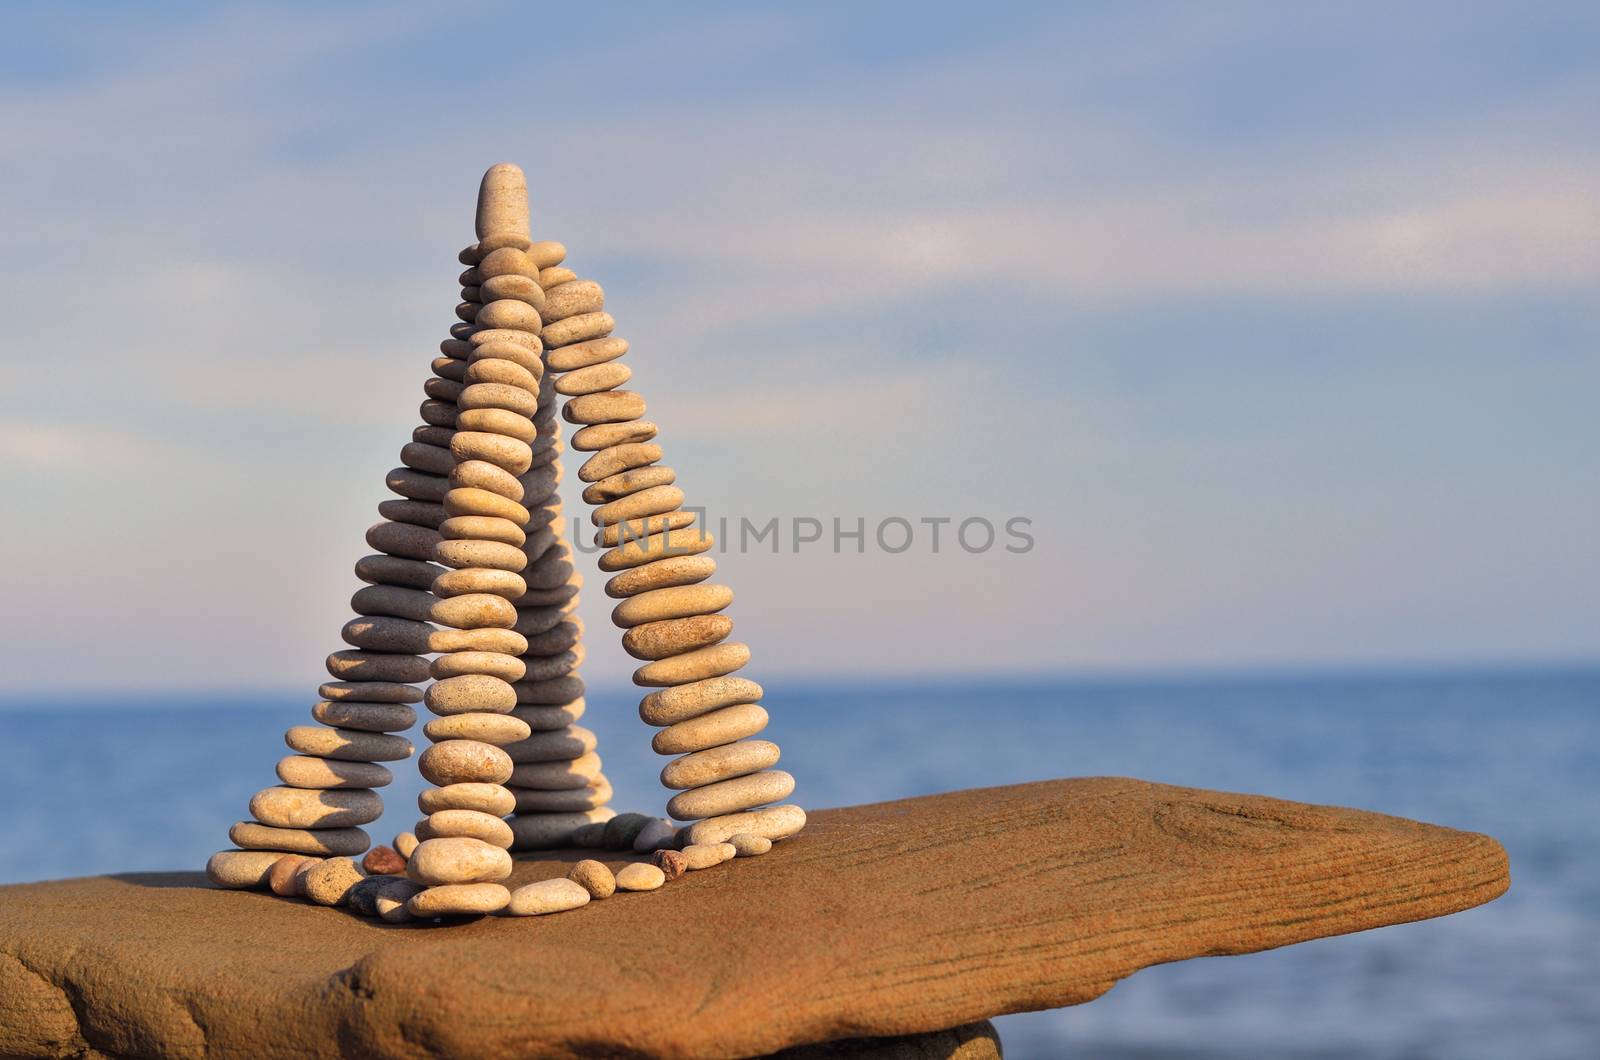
[2,667,1595,1059]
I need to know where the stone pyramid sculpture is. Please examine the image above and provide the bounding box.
[206,163,804,919]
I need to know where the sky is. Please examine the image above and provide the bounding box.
[1,1,1596,691]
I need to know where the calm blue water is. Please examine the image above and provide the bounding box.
[2,668,1596,1059]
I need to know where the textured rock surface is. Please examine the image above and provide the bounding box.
[0,778,1507,1059]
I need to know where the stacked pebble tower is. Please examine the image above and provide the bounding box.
[531,243,807,848]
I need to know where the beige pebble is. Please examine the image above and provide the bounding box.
[450,432,532,475]
[276,755,394,790]
[542,279,604,322]
[393,831,419,859]
[602,812,654,850]
[429,592,516,630]
[538,266,576,287]
[470,343,543,380]
[267,853,319,896]
[229,821,370,857]
[563,390,645,426]
[460,381,538,418]
[470,325,540,348]
[681,842,737,870]
[592,486,685,528]
[504,725,597,764]
[624,614,732,661]
[509,808,614,850]
[318,680,421,704]
[638,675,764,726]
[205,849,283,889]
[304,857,365,906]
[571,822,609,848]
[595,511,699,548]
[363,845,407,875]
[464,353,540,391]
[342,616,434,654]
[632,818,677,853]
[351,584,435,622]
[598,527,714,572]
[513,673,586,705]
[582,466,676,505]
[529,240,566,268]
[685,804,807,846]
[311,700,417,733]
[478,246,535,279]
[611,583,732,627]
[424,711,531,745]
[284,725,413,762]
[546,335,626,373]
[652,849,687,881]
[407,882,510,917]
[435,538,528,573]
[544,311,614,348]
[635,642,750,688]
[325,650,429,684]
[579,441,661,483]
[249,786,383,829]
[511,778,612,813]
[512,699,587,731]
[449,461,525,503]
[386,467,449,503]
[428,627,528,655]
[507,877,591,916]
[655,708,772,760]
[555,361,631,397]
[377,498,447,529]
[407,836,513,885]
[400,440,454,475]
[418,783,516,816]
[508,749,602,788]
[605,554,718,597]
[448,486,534,525]
[476,163,529,243]
[354,554,444,592]
[480,272,545,310]
[365,520,440,562]
[418,739,513,785]
[431,567,527,600]
[727,833,772,857]
[457,405,536,443]
[425,673,517,715]
[614,863,666,892]
[418,809,514,849]
[439,515,525,547]
[475,299,543,333]
[668,769,794,820]
[430,651,526,682]
[571,418,658,452]
[567,859,616,899]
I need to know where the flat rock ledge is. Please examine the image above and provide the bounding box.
[0,777,1507,1059]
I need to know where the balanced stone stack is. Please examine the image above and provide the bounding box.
[532,245,806,847]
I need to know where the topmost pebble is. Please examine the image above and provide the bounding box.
[476,163,531,250]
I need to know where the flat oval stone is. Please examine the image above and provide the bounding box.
[451,432,532,475]
[667,769,793,821]
[277,755,393,790]
[445,486,532,523]
[681,842,738,870]
[425,674,517,715]
[508,808,615,851]
[377,499,447,529]
[519,649,584,684]
[430,651,526,682]
[684,804,807,846]
[513,603,577,637]
[268,853,321,896]
[435,539,528,572]
[450,460,525,501]
[318,680,421,704]
[463,356,539,391]
[727,833,772,857]
[459,382,538,418]
[507,877,590,916]
[412,423,457,447]
[386,467,449,503]
[514,580,580,609]
[598,527,714,573]
[365,521,440,562]
[304,857,366,906]
[470,342,543,378]
[504,725,597,764]
[523,618,581,655]
[408,837,513,885]
[508,749,602,789]
[594,509,698,546]
[543,311,614,348]
[354,554,444,591]
[513,673,585,705]
[547,336,628,373]
[439,515,525,547]
[418,783,516,816]
[528,240,565,268]
[426,372,465,398]
[432,567,527,600]
[373,877,424,922]
[229,821,370,857]
[581,466,675,505]
[480,273,545,310]
[634,643,750,687]
[205,849,282,889]
[615,863,666,892]
[592,485,685,527]
[512,777,611,813]
[424,712,531,746]
[342,616,435,654]
[434,354,468,379]
[418,809,514,849]
[571,418,658,452]
[660,736,779,789]
[604,554,718,597]
[612,584,733,627]
[477,246,535,279]
[311,700,417,733]
[511,699,587,731]
[351,584,434,622]
[393,831,419,859]
[542,279,604,322]
[324,651,430,684]
[407,882,510,917]
[429,592,516,630]
[632,819,677,853]
[419,398,458,426]
[538,266,576,287]
[638,676,765,726]
[579,442,661,483]
[475,299,542,332]
[418,740,513,785]
[457,405,536,443]
[567,859,616,899]
[428,627,528,655]
[284,725,413,762]
[400,441,454,475]
[655,705,770,758]
[563,390,645,426]
[624,615,733,661]
[554,361,630,397]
